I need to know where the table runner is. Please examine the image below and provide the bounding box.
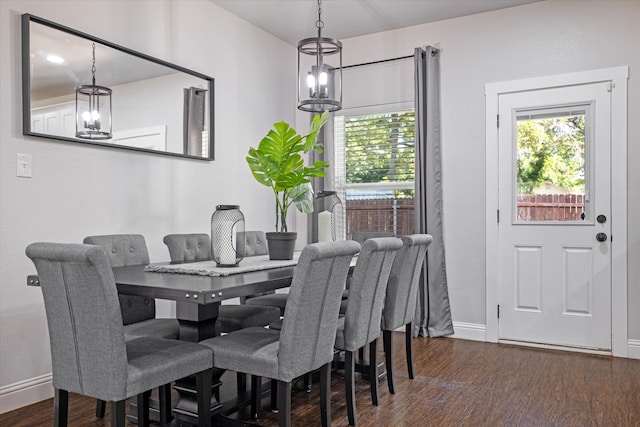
[144,253,300,277]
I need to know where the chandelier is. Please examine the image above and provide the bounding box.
[75,42,112,139]
[297,0,342,112]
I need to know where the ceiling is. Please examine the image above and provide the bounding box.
[210,0,542,46]
[29,20,178,101]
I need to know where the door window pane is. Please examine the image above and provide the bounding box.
[515,108,587,222]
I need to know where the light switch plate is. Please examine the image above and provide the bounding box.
[17,153,32,178]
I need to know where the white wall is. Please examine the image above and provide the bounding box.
[337,0,640,340]
[0,0,296,412]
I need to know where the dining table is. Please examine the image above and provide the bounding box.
[113,259,297,342]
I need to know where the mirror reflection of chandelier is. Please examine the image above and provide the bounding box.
[75,42,112,139]
[297,0,342,112]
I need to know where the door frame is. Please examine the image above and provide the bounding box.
[485,67,629,357]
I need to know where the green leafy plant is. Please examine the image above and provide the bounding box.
[246,111,330,232]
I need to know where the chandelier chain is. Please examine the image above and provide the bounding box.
[91,42,96,80]
[316,0,324,31]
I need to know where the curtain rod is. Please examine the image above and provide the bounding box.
[339,54,413,70]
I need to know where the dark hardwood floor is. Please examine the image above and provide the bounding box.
[2,333,639,426]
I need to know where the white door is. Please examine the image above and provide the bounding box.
[498,82,611,350]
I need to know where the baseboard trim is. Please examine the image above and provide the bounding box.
[0,373,52,414]
[449,323,640,360]
[449,321,487,342]
[499,339,612,356]
[628,339,640,359]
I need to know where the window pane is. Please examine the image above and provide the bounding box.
[515,111,586,222]
[344,112,415,184]
[334,109,415,238]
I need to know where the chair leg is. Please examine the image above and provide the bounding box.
[345,350,357,426]
[237,372,247,396]
[383,330,395,394]
[95,399,106,419]
[251,375,262,420]
[406,322,414,379]
[111,400,126,427]
[319,363,331,427]
[303,372,312,392]
[277,380,292,427]
[369,339,379,406]
[196,368,213,427]
[54,388,68,427]
[159,384,172,426]
[137,390,151,427]
[270,379,278,412]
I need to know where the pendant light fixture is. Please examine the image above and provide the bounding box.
[75,42,112,139]
[297,0,342,112]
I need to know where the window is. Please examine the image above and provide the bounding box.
[515,105,590,222]
[333,107,415,239]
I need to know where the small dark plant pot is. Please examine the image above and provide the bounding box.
[266,232,297,260]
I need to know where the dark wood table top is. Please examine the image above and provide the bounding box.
[112,263,295,305]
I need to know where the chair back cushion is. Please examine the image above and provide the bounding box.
[163,233,211,262]
[83,234,150,267]
[83,234,155,325]
[278,240,360,382]
[240,231,269,256]
[26,243,128,400]
[338,237,403,351]
[382,234,433,331]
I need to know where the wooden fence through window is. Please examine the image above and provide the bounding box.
[516,194,584,221]
[345,199,414,238]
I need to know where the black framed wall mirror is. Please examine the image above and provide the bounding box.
[22,14,214,160]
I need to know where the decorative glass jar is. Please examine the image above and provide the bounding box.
[211,205,245,267]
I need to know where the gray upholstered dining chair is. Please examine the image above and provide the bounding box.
[242,229,288,312]
[241,230,269,256]
[200,240,361,427]
[83,234,180,420]
[26,242,213,427]
[162,233,281,334]
[382,234,432,394]
[341,231,396,309]
[334,237,403,426]
[83,234,180,341]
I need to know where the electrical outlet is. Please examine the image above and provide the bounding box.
[17,153,32,178]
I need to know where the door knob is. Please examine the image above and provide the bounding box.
[596,233,607,242]
[597,215,607,224]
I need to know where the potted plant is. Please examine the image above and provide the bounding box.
[246,111,329,259]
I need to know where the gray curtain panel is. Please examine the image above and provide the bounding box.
[183,87,207,156]
[413,46,454,338]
